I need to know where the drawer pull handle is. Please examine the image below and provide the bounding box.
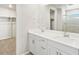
[41,47,46,50]
[41,40,45,42]
[32,40,35,44]
[56,51,58,55]
[60,53,62,55]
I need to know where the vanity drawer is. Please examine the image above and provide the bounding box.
[36,36,48,55]
[48,40,79,55]
[33,34,48,46]
[39,38,48,46]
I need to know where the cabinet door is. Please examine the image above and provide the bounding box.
[48,40,57,55]
[29,34,36,54]
[29,34,41,55]
[59,52,68,55]
[38,44,48,55]
[48,46,57,55]
[56,49,70,55]
[35,37,48,55]
[33,36,41,55]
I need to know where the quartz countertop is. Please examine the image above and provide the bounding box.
[28,29,79,49]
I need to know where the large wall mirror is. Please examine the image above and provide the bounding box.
[49,4,63,31]
[49,4,79,34]
[64,4,79,34]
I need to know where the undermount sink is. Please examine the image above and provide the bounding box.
[54,36,75,43]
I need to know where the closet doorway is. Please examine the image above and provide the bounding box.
[0,4,16,55]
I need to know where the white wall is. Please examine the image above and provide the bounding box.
[0,7,16,17]
[38,5,50,30]
[0,7,16,39]
[16,5,66,54]
[16,4,50,55]
[16,5,39,55]
[56,8,63,31]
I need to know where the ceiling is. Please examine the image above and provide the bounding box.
[48,4,67,8]
[0,4,16,10]
[48,4,74,8]
[0,4,73,10]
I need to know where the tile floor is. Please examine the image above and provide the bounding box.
[0,38,16,55]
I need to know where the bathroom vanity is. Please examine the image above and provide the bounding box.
[28,30,79,55]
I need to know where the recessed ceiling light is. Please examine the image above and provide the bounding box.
[9,4,12,8]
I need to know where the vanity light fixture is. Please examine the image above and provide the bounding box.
[9,4,12,8]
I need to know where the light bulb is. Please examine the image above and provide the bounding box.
[9,4,12,8]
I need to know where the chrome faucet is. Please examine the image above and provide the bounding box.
[41,29,44,32]
[64,32,69,37]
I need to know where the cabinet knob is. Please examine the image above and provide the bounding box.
[56,51,58,55]
[59,53,62,55]
[41,40,45,42]
[56,51,62,55]
[41,47,46,50]
[32,40,35,44]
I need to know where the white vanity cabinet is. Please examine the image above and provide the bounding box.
[48,39,79,55]
[56,49,69,55]
[29,33,48,55]
[28,33,79,55]
[37,37,48,55]
[48,40,69,55]
[48,45,57,55]
[48,46,69,55]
